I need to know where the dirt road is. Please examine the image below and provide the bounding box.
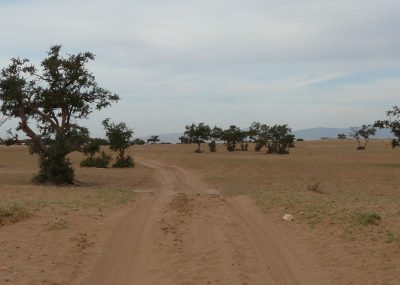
[83,158,331,285]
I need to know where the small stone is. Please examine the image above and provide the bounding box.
[282,214,294,221]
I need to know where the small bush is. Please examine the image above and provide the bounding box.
[113,155,135,168]
[0,204,31,225]
[226,143,236,152]
[208,141,217,152]
[296,138,304,142]
[356,212,381,226]
[254,143,263,152]
[357,146,366,150]
[80,152,111,168]
[307,182,323,194]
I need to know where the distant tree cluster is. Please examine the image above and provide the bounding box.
[180,122,295,154]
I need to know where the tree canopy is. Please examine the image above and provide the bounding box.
[0,45,118,184]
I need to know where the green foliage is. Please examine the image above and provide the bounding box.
[250,122,294,154]
[80,152,111,168]
[355,212,381,226]
[132,138,145,145]
[208,140,217,152]
[182,122,211,153]
[221,125,247,152]
[375,106,400,148]
[113,155,135,168]
[103,119,134,168]
[0,45,118,184]
[337,133,347,139]
[147,135,160,144]
[81,138,101,158]
[350,125,376,150]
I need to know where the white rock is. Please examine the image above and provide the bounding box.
[282,214,294,221]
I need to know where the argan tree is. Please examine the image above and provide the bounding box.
[132,138,146,145]
[249,122,294,154]
[147,135,160,144]
[349,125,376,150]
[208,126,223,152]
[221,125,246,152]
[0,45,118,184]
[80,138,111,168]
[182,123,211,153]
[375,106,400,148]
[102,119,134,168]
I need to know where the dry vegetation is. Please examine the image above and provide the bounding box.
[1,141,400,284]
[134,139,400,283]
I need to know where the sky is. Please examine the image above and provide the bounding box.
[0,0,399,137]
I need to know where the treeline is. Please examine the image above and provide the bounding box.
[179,122,295,154]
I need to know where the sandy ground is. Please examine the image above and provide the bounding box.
[83,158,330,285]
[1,142,400,284]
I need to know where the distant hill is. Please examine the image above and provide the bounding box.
[293,127,394,141]
[141,128,395,143]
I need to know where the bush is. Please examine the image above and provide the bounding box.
[226,143,236,152]
[113,155,135,168]
[356,212,381,226]
[296,138,304,142]
[0,204,31,225]
[357,146,366,150]
[80,152,111,168]
[307,182,323,194]
[208,140,217,152]
[254,142,263,152]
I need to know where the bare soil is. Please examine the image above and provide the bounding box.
[1,141,400,284]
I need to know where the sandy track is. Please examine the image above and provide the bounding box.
[84,158,330,285]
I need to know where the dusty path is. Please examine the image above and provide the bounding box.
[83,158,331,285]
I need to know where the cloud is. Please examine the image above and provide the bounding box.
[0,0,400,137]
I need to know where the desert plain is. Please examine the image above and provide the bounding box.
[0,140,399,284]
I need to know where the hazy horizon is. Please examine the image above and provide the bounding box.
[1,0,399,137]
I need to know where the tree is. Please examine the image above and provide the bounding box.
[249,122,294,154]
[337,134,347,139]
[0,45,118,184]
[221,125,246,152]
[80,138,111,168]
[182,123,211,153]
[375,106,400,148]
[102,119,134,168]
[266,124,295,154]
[349,125,376,150]
[208,126,223,152]
[132,138,145,145]
[147,135,160,144]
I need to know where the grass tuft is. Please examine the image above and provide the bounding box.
[0,203,31,225]
[355,212,381,226]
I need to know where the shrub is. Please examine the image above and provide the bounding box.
[296,138,304,142]
[113,155,135,168]
[80,152,111,168]
[254,142,263,151]
[0,204,31,225]
[208,140,217,152]
[356,212,381,226]
[307,182,323,194]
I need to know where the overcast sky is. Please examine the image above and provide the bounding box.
[1,0,399,137]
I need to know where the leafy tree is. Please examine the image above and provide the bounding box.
[0,45,118,184]
[349,125,376,150]
[182,123,211,153]
[375,106,400,148]
[266,124,295,154]
[147,135,160,144]
[337,134,347,139]
[102,118,134,168]
[249,122,294,154]
[208,126,223,152]
[249,122,269,151]
[221,125,246,152]
[132,138,145,145]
